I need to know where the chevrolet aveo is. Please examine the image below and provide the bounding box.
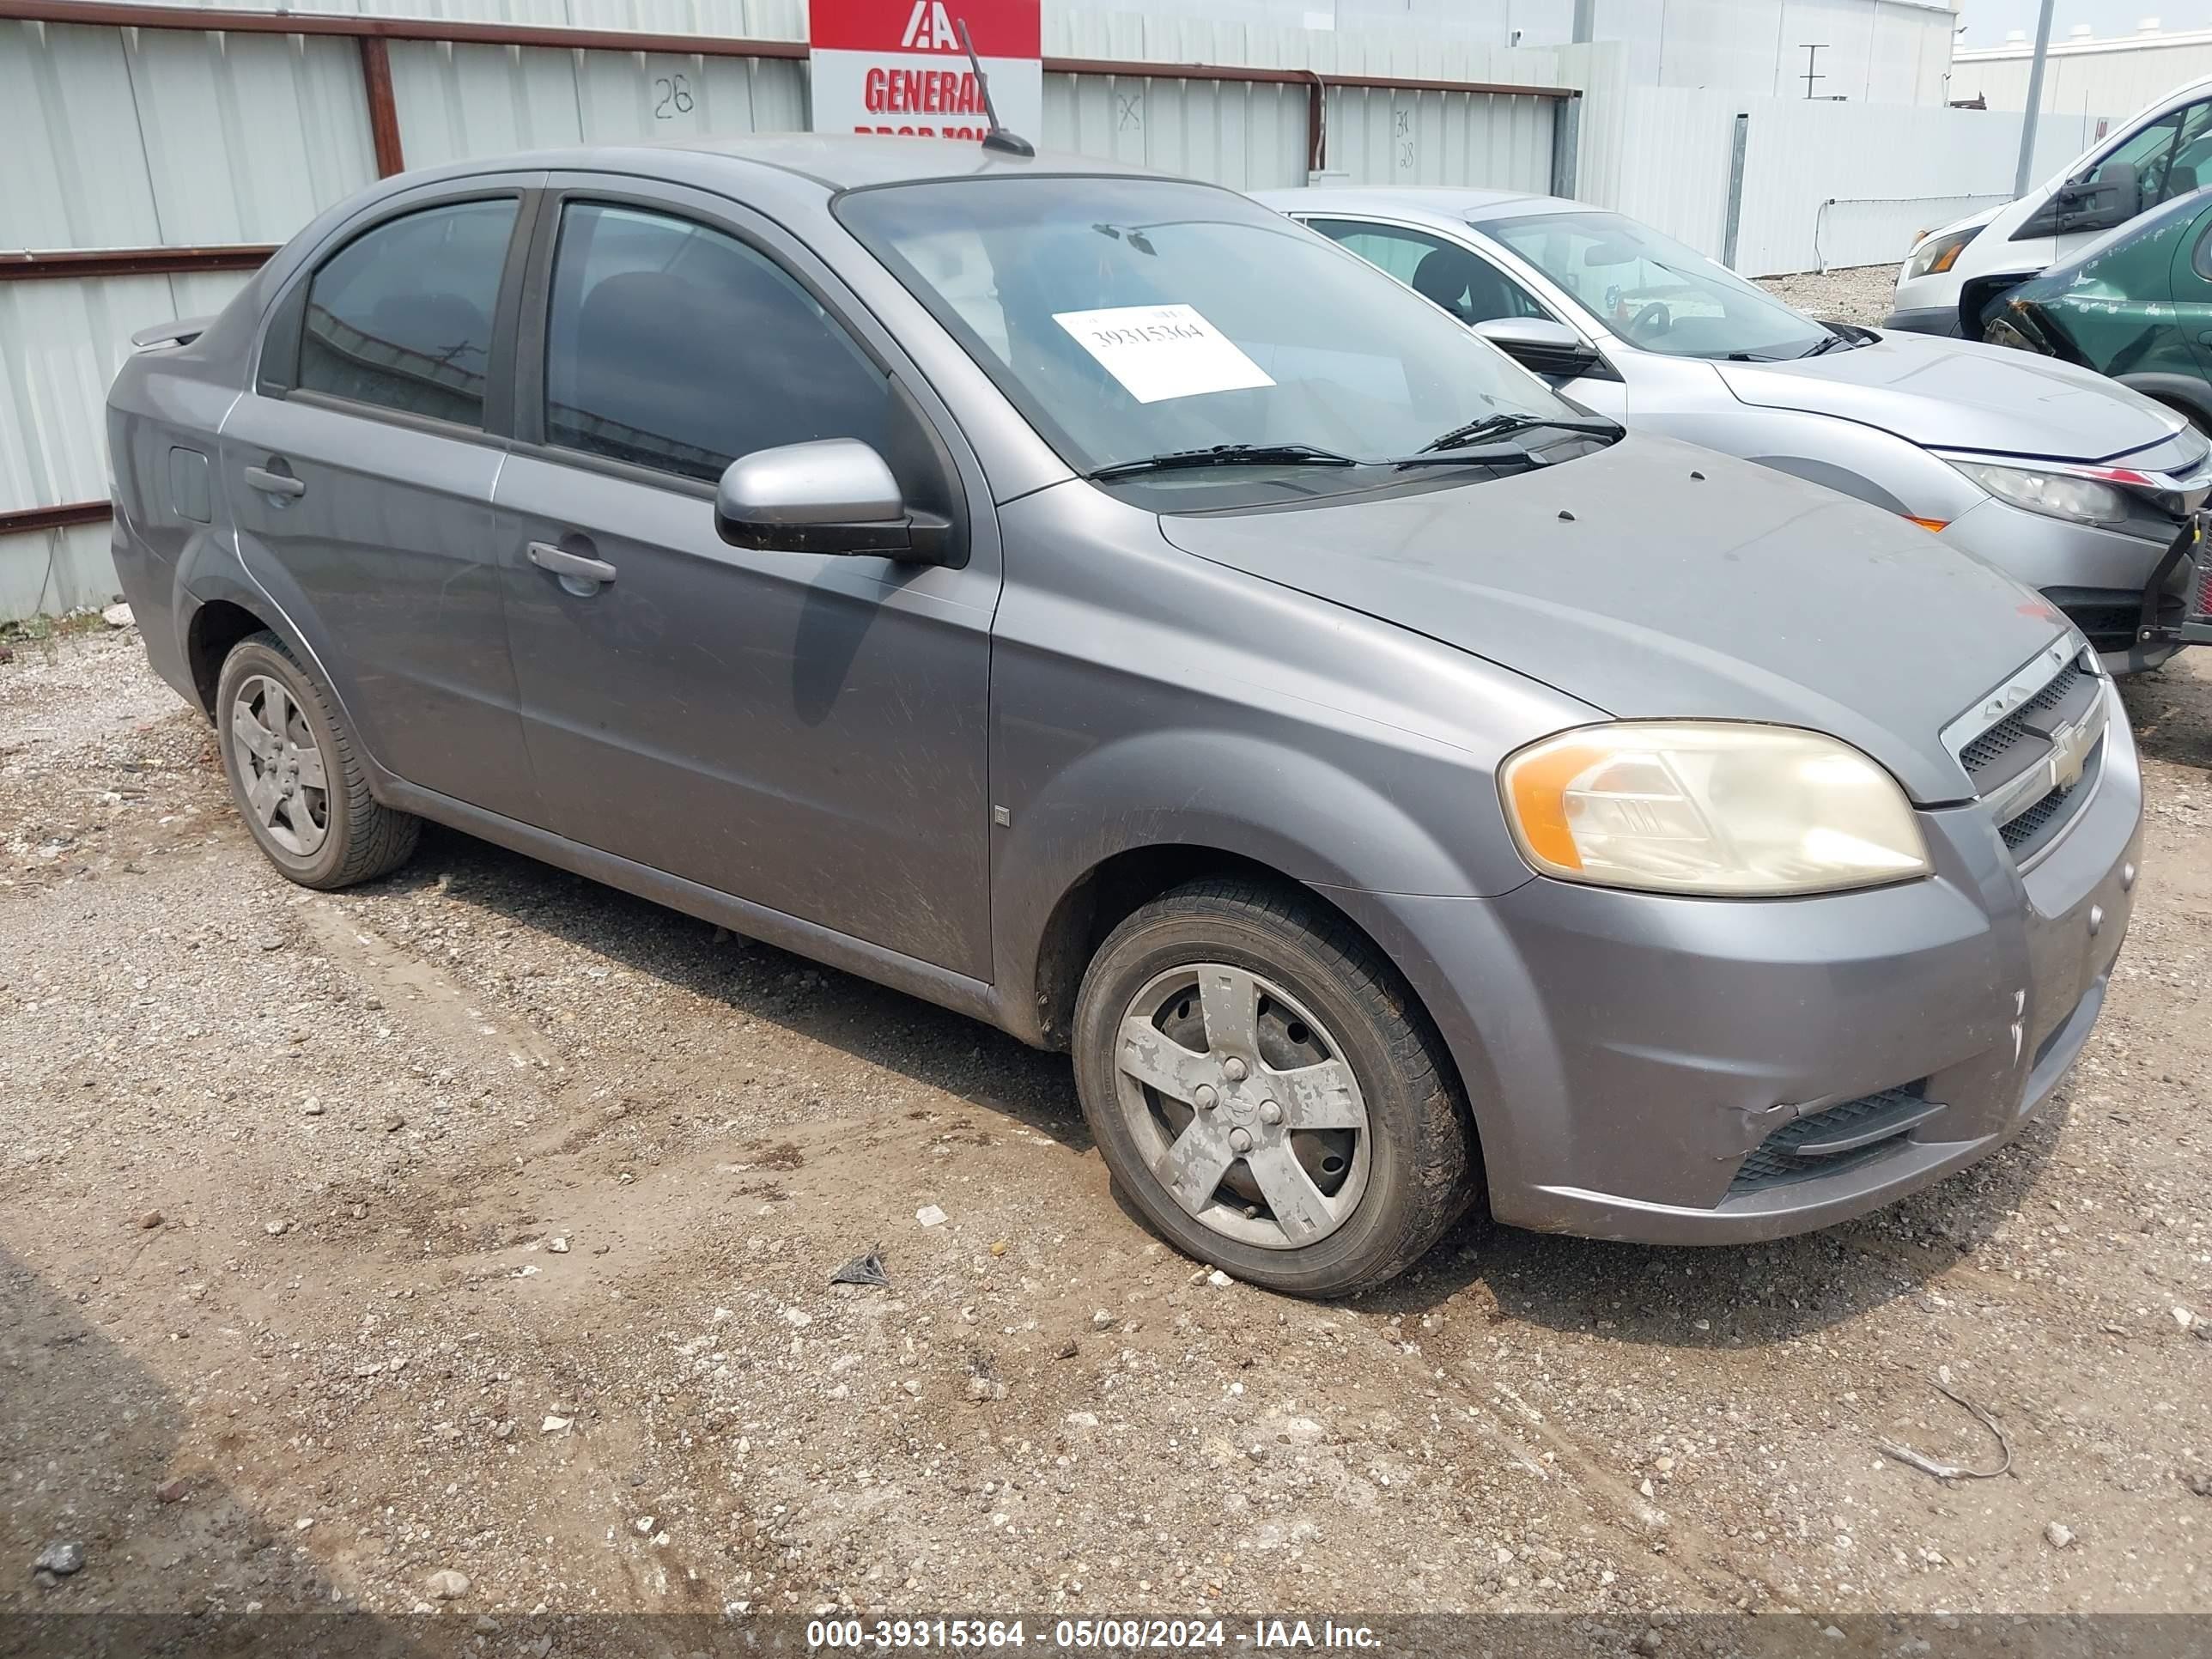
[107,137,2142,1297]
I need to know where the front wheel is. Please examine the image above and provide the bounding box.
[1072,878,1474,1297]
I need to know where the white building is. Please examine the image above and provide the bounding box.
[1081,0,1962,105]
[1952,19,2212,116]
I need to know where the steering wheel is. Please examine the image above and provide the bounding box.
[1626,300,1673,340]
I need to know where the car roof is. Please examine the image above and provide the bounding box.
[1250,185,1589,226]
[410,133,1172,195]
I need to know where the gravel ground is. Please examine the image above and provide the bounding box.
[1757,266,1900,329]
[3,623,2210,1637]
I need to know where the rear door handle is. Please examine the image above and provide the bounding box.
[527,540,617,586]
[242,465,305,498]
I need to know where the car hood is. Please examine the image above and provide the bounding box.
[1157,436,2069,803]
[1714,327,2182,463]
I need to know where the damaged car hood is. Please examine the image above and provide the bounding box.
[1158,435,2073,803]
[1716,327,2183,463]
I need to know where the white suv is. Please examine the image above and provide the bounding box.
[1889,74,2212,337]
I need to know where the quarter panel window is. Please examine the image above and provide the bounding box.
[297,198,519,427]
[542,202,895,485]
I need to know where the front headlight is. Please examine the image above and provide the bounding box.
[1499,722,1931,896]
[1951,459,2128,526]
[1906,226,1979,281]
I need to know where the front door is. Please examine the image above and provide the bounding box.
[1299,215,1627,420]
[492,185,999,978]
[222,191,540,822]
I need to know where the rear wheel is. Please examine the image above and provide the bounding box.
[214,631,420,889]
[1073,878,1473,1297]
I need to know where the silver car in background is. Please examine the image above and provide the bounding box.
[1261,186,2212,674]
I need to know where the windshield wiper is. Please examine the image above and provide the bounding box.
[1798,330,1856,359]
[1086,442,1360,481]
[1409,412,1621,457]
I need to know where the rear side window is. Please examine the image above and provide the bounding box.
[297,198,518,428]
[541,202,894,484]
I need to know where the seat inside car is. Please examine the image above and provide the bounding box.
[1412,244,1521,325]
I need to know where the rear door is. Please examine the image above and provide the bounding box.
[222,181,541,822]
[490,179,1000,978]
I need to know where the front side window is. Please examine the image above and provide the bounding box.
[542,203,894,485]
[1475,209,1828,362]
[836,176,1588,503]
[1304,219,1549,326]
[297,198,518,426]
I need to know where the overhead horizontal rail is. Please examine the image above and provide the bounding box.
[0,501,113,536]
[1,245,278,282]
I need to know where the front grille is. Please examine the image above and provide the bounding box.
[2194,565,2212,626]
[1727,1085,1935,1197]
[1999,775,2079,854]
[1959,660,2094,787]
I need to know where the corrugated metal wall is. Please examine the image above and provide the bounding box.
[386,41,808,168]
[1581,84,2108,278]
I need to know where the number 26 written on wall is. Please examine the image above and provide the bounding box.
[654,73,696,119]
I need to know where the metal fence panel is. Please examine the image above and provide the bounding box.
[1,21,376,246]
[1322,85,1556,192]
[388,40,806,168]
[1043,70,1305,190]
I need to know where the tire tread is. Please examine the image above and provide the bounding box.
[225,629,420,889]
[1081,875,1473,1297]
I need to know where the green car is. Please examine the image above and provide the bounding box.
[1990,193,2212,647]
[1989,185,2212,430]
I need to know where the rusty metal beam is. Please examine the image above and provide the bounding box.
[0,246,276,282]
[359,36,406,179]
[0,501,112,537]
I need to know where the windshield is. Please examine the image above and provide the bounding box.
[836,176,1592,495]
[1475,209,1830,362]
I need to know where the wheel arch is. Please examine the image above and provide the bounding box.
[993,730,1503,1045]
[184,596,273,715]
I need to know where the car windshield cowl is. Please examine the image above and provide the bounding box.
[838,175,1595,505]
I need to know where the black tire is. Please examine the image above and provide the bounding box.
[214,630,420,890]
[1072,877,1474,1298]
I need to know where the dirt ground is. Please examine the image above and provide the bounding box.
[2,619,2209,1638]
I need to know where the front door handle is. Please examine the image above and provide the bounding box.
[243,465,306,498]
[527,541,617,586]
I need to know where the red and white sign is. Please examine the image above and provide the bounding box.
[810,0,1042,143]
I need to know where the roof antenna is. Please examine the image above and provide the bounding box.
[957,18,1036,157]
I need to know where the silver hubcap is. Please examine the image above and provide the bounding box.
[229,674,330,858]
[1113,964,1370,1250]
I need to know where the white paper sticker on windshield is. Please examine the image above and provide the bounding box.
[1051,304,1276,404]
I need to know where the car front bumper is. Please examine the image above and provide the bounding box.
[1328,680,2142,1244]
[1939,498,2188,673]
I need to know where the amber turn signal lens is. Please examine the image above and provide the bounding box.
[1906,516,1949,532]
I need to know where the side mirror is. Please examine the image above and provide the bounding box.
[2022,160,2141,238]
[1474,316,1601,378]
[714,438,951,562]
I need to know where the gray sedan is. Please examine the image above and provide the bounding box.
[1261,185,2211,673]
[107,138,2141,1295]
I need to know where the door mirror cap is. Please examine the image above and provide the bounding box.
[1473,316,1601,377]
[714,438,950,562]
[2025,160,2140,237]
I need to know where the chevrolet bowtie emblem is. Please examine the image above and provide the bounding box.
[2050,711,2095,793]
